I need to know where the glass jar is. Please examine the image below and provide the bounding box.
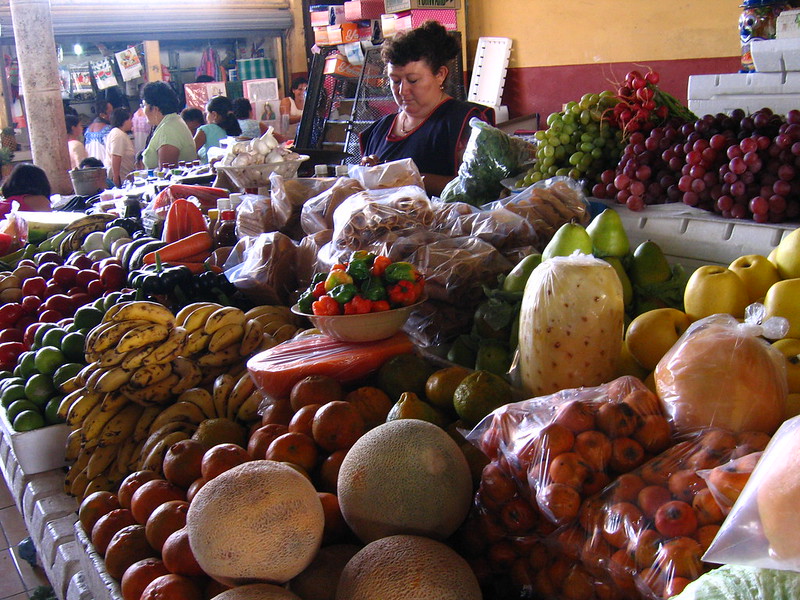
[740,0,794,72]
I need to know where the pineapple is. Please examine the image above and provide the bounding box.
[1,127,16,152]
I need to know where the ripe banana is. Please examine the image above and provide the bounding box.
[227,373,256,421]
[236,389,266,423]
[97,347,128,368]
[84,320,117,351]
[69,467,91,499]
[76,362,100,387]
[121,344,157,370]
[91,367,134,393]
[65,213,116,232]
[140,431,189,476]
[98,403,144,447]
[108,300,176,327]
[177,388,216,419]
[176,302,219,327]
[208,325,244,353]
[185,329,211,355]
[85,444,121,480]
[64,449,92,493]
[89,319,152,354]
[245,305,295,323]
[149,401,207,432]
[130,362,173,388]
[259,333,279,352]
[182,303,223,333]
[127,438,148,472]
[144,326,188,365]
[66,391,104,427]
[239,319,263,356]
[60,375,82,395]
[58,389,85,422]
[119,373,180,406]
[82,474,118,499]
[204,306,246,335]
[198,344,242,368]
[65,428,84,462]
[81,393,130,441]
[133,406,163,443]
[141,421,197,463]
[272,323,298,344]
[170,357,203,394]
[212,374,236,419]
[115,436,141,475]
[116,323,170,353]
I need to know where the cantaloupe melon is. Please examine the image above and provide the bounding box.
[337,419,472,543]
[289,544,361,600]
[211,583,301,600]
[187,460,324,586]
[335,535,482,600]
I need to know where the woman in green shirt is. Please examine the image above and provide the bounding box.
[140,82,197,169]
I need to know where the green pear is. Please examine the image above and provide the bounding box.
[604,257,633,307]
[587,209,630,258]
[774,227,800,280]
[542,223,593,260]
[629,241,672,286]
[502,253,543,293]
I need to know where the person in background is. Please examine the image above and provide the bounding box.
[140,81,198,169]
[0,164,52,216]
[131,102,152,158]
[181,107,206,137]
[78,157,114,189]
[105,107,135,187]
[279,76,307,139]
[194,95,241,164]
[84,97,113,163]
[232,97,262,139]
[66,114,87,171]
[359,21,494,196]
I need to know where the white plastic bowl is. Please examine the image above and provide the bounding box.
[291,301,423,343]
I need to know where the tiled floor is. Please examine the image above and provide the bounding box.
[0,477,52,600]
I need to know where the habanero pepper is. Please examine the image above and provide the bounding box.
[383,261,417,284]
[360,276,387,301]
[387,279,418,307]
[330,283,357,305]
[312,295,340,316]
[371,300,390,312]
[370,255,392,277]
[324,270,353,291]
[343,295,372,314]
[346,253,374,281]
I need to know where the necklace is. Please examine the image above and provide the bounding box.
[398,92,447,135]
[399,112,416,135]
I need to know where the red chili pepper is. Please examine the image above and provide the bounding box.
[371,300,390,312]
[344,295,372,315]
[387,279,417,307]
[312,281,327,298]
[370,255,392,277]
[312,295,340,316]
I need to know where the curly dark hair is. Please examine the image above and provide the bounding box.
[141,81,180,115]
[231,97,253,120]
[1,164,51,198]
[206,96,241,137]
[110,107,131,129]
[380,21,459,75]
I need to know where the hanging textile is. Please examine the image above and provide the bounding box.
[196,46,221,81]
[115,47,143,82]
[92,57,118,90]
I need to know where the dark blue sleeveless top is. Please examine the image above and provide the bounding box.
[359,98,494,177]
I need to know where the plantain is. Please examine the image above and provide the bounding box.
[182,303,223,332]
[207,325,244,353]
[148,401,207,432]
[116,323,170,353]
[88,319,152,354]
[184,329,211,355]
[143,326,188,365]
[66,391,104,427]
[119,373,180,406]
[176,302,220,327]
[236,389,266,423]
[177,387,216,419]
[204,306,246,335]
[107,300,176,327]
[212,374,236,419]
[227,372,256,421]
[65,428,84,462]
[129,362,173,388]
[121,344,158,370]
[91,367,134,394]
[85,444,121,480]
[81,393,130,441]
[98,402,144,447]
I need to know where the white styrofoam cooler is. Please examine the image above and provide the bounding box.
[750,38,800,72]
[0,407,70,475]
[688,72,800,116]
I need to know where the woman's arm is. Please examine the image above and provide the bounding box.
[157,144,181,168]
[110,154,122,187]
[22,195,52,212]
[419,173,452,197]
[194,129,206,151]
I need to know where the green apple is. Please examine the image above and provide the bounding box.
[541,223,593,261]
[624,307,691,371]
[629,241,671,286]
[683,265,750,322]
[587,208,630,258]
[604,257,633,307]
[764,278,800,338]
[772,338,800,394]
[729,254,781,303]
[773,227,800,280]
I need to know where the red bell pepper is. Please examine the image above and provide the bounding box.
[387,279,419,307]
[312,295,340,316]
[163,198,208,244]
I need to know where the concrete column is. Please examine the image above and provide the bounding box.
[9,0,72,195]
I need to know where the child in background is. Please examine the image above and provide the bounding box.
[181,107,205,137]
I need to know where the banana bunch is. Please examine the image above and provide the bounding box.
[78,301,202,404]
[58,213,117,257]
[245,305,303,344]
[175,302,288,383]
[177,370,265,425]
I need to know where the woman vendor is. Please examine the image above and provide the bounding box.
[140,82,198,169]
[0,164,53,217]
[359,21,494,196]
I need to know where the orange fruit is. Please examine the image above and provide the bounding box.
[130,479,186,525]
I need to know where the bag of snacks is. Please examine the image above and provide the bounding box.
[300,177,365,235]
[346,157,424,190]
[703,416,800,572]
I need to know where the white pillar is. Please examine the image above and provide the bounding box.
[9,0,72,195]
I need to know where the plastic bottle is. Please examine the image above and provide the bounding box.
[213,198,237,248]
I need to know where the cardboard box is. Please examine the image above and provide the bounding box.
[323,53,362,78]
[310,4,347,26]
[345,0,385,20]
[314,26,330,45]
[0,408,70,475]
[393,8,457,32]
[384,0,460,14]
[327,21,361,45]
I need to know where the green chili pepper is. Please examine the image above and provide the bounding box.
[346,256,373,281]
[330,283,357,304]
[361,276,387,301]
[297,290,315,314]
[311,272,327,285]
[383,261,417,284]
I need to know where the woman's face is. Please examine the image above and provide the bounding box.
[142,101,159,126]
[387,60,446,117]
[70,123,83,138]
[293,83,307,101]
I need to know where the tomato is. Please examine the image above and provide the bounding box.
[67,254,93,270]
[100,264,125,291]
[37,309,63,323]
[70,292,91,309]
[37,262,59,281]
[0,303,24,328]
[36,251,62,266]
[21,276,47,298]
[23,322,43,349]
[43,294,74,316]
[0,328,23,344]
[52,265,79,288]
[75,269,100,289]
[43,282,64,298]
[20,295,42,315]
[0,341,26,363]
[86,279,105,299]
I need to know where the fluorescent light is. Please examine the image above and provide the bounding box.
[73,43,83,56]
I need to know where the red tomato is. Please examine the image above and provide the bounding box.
[0,303,24,328]
[43,282,64,298]
[0,328,23,344]
[23,322,43,349]
[43,294,74,315]
[20,295,42,315]
[37,309,63,323]
[100,264,125,291]
[52,265,79,288]
[21,276,47,298]
[75,269,100,288]
[86,279,105,299]
[67,254,93,270]
[0,341,26,363]
[70,292,91,309]
[37,262,59,280]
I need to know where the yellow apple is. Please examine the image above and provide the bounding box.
[768,246,780,269]
[773,227,800,280]
[683,265,750,322]
[764,278,800,338]
[616,340,650,380]
[625,307,692,371]
[772,338,800,394]
[729,254,780,303]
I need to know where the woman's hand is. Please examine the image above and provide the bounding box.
[360,154,380,167]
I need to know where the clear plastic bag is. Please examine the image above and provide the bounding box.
[235,193,276,239]
[269,172,337,239]
[294,229,332,295]
[446,206,539,255]
[440,118,536,206]
[654,314,788,436]
[703,415,800,572]
[227,231,298,306]
[697,451,762,516]
[300,176,365,235]
[346,157,424,190]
